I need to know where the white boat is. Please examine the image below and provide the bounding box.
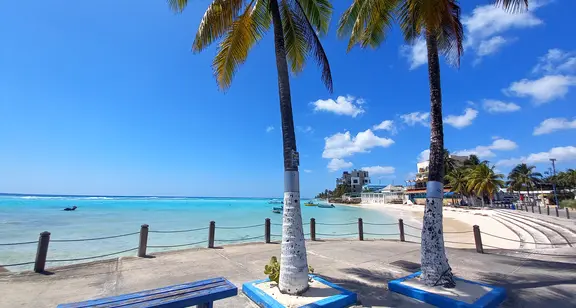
[268,199,283,204]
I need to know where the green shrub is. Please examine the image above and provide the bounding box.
[263,256,314,284]
[560,199,576,209]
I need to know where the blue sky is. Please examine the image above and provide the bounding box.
[1,0,575,198]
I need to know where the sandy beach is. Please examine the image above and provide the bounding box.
[353,203,522,250]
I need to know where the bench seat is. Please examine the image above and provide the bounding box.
[57,277,237,308]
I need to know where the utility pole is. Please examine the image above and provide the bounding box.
[550,158,560,207]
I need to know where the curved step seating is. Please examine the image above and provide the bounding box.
[494,210,572,248]
[490,211,553,249]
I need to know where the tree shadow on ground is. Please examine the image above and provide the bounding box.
[317,268,432,307]
[477,271,576,308]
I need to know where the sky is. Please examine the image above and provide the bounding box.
[1,0,575,198]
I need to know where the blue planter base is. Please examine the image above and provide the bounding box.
[388,272,506,308]
[242,275,357,308]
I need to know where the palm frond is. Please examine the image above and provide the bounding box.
[212,0,270,90]
[280,0,308,74]
[492,0,529,13]
[295,0,332,35]
[292,0,333,91]
[338,0,394,51]
[396,0,424,44]
[167,0,189,12]
[436,0,463,67]
[192,0,246,52]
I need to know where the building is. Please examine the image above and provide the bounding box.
[336,169,370,194]
[361,184,404,204]
[405,155,469,205]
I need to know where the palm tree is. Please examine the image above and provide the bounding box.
[444,149,457,176]
[446,168,469,204]
[168,0,333,295]
[337,0,528,287]
[507,163,542,206]
[467,164,505,207]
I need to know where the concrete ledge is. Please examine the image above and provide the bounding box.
[388,271,506,308]
[242,275,357,308]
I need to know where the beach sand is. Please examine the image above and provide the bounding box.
[355,203,521,250]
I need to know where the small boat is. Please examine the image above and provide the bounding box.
[318,204,335,208]
[268,199,283,204]
[273,206,283,211]
[272,209,282,214]
[304,202,317,206]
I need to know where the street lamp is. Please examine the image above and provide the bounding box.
[550,158,560,207]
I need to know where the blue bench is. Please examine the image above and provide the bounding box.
[57,277,237,308]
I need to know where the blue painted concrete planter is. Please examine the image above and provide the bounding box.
[388,272,506,308]
[242,275,357,308]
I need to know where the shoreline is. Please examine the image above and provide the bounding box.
[337,202,521,250]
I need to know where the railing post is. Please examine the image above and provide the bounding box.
[310,218,316,241]
[555,207,559,217]
[566,208,570,219]
[208,221,215,248]
[473,225,483,254]
[138,224,149,257]
[34,231,50,273]
[547,206,550,215]
[525,204,529,212]
[358,218,364,241]
[538,206,541,214]
[398,219,405,242]
[265,218,271,243]
[531,205,534,213]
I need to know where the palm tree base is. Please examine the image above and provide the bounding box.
[421,182,456,288]
[279,171,309,295]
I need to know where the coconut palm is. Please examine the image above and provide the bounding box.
[168,0,333,294]
[507,163,542,205]
[337,0,528,287]
[444,149,457,176]
[467,164,505,207]
[446,168,469,204]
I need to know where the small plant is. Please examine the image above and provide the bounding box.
[264,256,315,284]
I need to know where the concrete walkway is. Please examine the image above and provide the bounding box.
[1,240,575,307]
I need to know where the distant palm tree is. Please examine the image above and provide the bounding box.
[467,164,505,207]
[446,168,469,204]
[168,0,333,295]
[507,163,542,205]
[444,149,457,176]
[337,0,528,287]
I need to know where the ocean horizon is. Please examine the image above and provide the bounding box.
[0,194,397,272]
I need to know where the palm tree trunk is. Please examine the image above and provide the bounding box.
[269,0,308,295]
[420,30,455,288]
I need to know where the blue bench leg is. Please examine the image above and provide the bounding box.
[197,302,213,308]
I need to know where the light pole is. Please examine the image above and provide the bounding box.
[550,158,560,207]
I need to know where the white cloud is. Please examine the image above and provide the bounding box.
[323,129,394,160]
[266,126,274,133]
[405,172,417,180]
[532,49,576,75]
[496,146,576,166]
[361,166,395,175]
[327,159,353,172]
[373,120,396,134]
[455,138,517,158]
[477,36,508,57]
[400,38,427,70]
[482,99,521,113]
[297,126,314,133]
[505,75,576,104]
[463,1,547,62]
[312,95,365,117]
[444,108,478,129]
[533,118,576,135]
[303,169,312,173]
[401,111,430,127]
[417,149,430,163]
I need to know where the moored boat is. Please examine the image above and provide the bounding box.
[273,206,283,211]
[272,209,281,214]
[268,199,283,204]
[317,204,335,208]
[304,201,317,206]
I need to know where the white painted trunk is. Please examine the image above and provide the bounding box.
[421,181,455,287]
[279,171,309,295]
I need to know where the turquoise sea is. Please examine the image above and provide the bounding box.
[0,194,396,272]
